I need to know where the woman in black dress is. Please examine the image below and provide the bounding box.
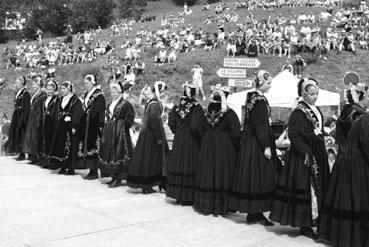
[318,84,369,247]
[23,75,47,164]
[7,76,30,161]
[79,74,106,180]
[229,70,279,226]
[166,81,203,205]
[193,87,241,216]
[269,78,330,239]
[38,80,60,169]
[127,81,168,193]
[49,81,83,175]
[99,82,134,188]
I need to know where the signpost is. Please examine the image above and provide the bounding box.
[223,58,261,68]
[216,68,246,78]
[228,79,253,88]
[217,57,261,89]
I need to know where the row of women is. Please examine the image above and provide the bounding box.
[7,70,369,247]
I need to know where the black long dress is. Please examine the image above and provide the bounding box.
[229,91,281,214]
[23,90,47,159]
[7,88,31,154]
[193,106,241,216]
[318,104,369,247]
[49,94,83,169]
[269,101,330,228]
[99,97,134,180]
[166,97,203,205]
[38,95,60,166]
[127,97,168,190]
[78,87,106,169]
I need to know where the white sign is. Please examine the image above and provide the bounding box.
[228,79,253,88]
[223,58,261,68]
[216,68,246,78]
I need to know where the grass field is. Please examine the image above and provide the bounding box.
[0,0,367,120]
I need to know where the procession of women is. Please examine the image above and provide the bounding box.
[3,69,369,247]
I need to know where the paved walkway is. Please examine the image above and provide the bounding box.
[0,156,327,247]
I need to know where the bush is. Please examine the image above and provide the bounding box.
[118,0,147,19]
[172,0,198,6]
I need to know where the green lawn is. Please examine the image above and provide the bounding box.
[0,0,367,120]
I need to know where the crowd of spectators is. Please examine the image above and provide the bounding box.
[4,0,369,79]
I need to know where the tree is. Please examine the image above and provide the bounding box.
[118,0,147,19]
[25,0,71,38]
[71,0,116,33]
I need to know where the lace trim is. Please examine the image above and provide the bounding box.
[85,90,103,113]
[204,107,229,128]
[245,93,271,120]
[78,136,101,158]
[295,103,319,129]
[175,100,198,119]
[49,132,71,162]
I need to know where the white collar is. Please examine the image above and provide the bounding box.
[31,90,41,104]
[15,88,25,100]
[84,86,100,107]
[109,96,122,116]
[256,89,264,95]
[45,96,53,108]
[61,93,73,109]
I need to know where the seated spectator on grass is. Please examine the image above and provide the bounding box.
[134,59,145,75]
[338,31,357,54]
[167,47,177,63]
[123,65,136,87]
[154,48,167,64]
[202,2,210,11]
[247,39,259,57]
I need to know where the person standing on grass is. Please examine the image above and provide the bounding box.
[7,77,30,161]
[78,74,106,180]
[191,63,206,101]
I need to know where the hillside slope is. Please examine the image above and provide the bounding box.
[0,0,367,120]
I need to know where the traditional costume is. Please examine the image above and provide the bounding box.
[7,77,30,160]
[49,81,83,175]
[78,74,106,179]
[99,82,134,187]
[38,80,60,168]
[269,78,330,238]
[193,88,241,216]
[319,84,369,247]
[229,70,280,226]
[127,81,168,193]
[166,81,203,205]
[23,77,47,163]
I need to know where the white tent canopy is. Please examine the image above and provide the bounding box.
[227,71,340,120]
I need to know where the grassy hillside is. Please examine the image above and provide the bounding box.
[1,0,368,120]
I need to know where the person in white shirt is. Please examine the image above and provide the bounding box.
[167,47,177,63]
[191,63,206,101]
[155,48,167,64]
